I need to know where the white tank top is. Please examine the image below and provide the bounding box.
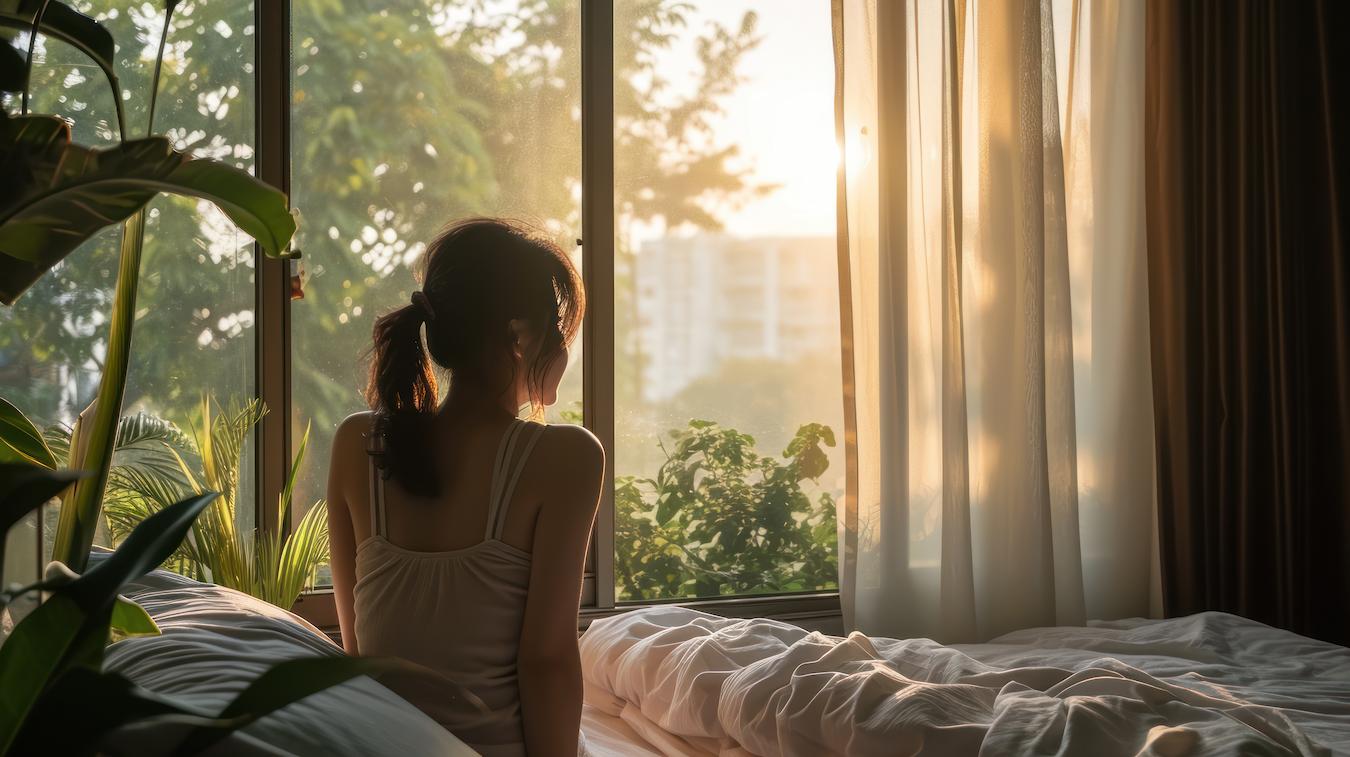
[353,418,543,757]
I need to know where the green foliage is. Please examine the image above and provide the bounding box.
[0,466,376,757]
[0,0,117,125]
[0,461,81,578]
[0,396,54,467]
[1,0,298,575]
[0,0,116,83]
[0,486,215,755]
[615,420,838,601]
[0,39,21,91]
[0,111,296,303]
[96,398,330,609]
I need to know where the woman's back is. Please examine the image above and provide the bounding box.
[326,218,601,757]
[352,417,544,754]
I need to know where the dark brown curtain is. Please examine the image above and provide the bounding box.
[1145,0,1350,646]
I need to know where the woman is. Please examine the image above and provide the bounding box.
[326,218,603,756]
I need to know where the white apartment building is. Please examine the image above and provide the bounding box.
[634,234,839,401]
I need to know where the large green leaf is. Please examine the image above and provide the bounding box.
[8,668,191,757]
[110,595,160,640]
[0,462,81,535]
[61,492,216,613]
[0,37,21,91]
[0,396,55,467]
[0,592,86,755]
[0,1,114,80]
[0,492,215,752]
[165,159,298,256]
[0,120,297,305]
[0,462,82,578]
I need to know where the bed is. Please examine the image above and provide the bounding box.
[103,561,1350,755]
[579,606,1350,756]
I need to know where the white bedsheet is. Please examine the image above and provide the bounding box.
[580,607,1350,756]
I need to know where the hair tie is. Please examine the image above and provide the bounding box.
[410,291,436,322]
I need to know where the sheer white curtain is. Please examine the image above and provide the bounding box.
[832,0,1159,641]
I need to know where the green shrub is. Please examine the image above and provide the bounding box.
[615,420,838,601]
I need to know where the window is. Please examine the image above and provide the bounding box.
[289,2,584,586]
[5,1,843,620]
[611,2,844,601]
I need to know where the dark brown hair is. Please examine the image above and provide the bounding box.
[364,218,584,496]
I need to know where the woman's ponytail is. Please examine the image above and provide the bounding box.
[366,302,437,414]
[365,301,438,495]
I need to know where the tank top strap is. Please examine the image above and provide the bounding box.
[489,422,544,541]
[366,418,388,537]
[484,419,526,541]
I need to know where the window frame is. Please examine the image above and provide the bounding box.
[248,0,841,634]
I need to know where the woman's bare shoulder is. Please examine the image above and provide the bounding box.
[331,411,377,458]
[528,423,604,491]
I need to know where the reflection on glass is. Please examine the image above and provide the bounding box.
[0,1,258,561]
[613,1,844,601]
[290,1,583,585]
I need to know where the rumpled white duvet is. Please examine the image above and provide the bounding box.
[580,606,1350,756]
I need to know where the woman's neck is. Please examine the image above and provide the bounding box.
[440,379,519,422]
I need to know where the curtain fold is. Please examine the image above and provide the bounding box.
[1145,0,1350,646]
[834,0,1158,641]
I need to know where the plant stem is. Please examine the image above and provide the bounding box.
[51,212,146,572]
[111,72,127,142]
[20,0,53,115]
[146,2,177,137]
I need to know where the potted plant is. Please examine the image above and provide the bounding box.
[0,460,384,756]
[0,0,298,575]
[0,4,395,753]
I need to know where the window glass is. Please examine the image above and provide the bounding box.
[290,1,583,584]
[613,1,844,601]
[0,0,258,561]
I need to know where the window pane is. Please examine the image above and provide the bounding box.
[0,1,257,561]
[613,1,844,601]
[290,1,583,585]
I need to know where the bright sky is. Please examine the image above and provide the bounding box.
[641,1,838,242]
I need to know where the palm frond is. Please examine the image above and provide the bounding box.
[166,445,205,494]
[253,422,329,608]
[43,425,72,466]
[269,499,329,608]
[107,464,184,512]
[114,411,192,451]
[44,411,192,464]
[281,421,310,515]
[85,395,328,610]
[103,479,195,575]
[196,397,265,511]
[103,490,159,542]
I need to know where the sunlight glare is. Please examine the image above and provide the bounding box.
[842,126,873,177]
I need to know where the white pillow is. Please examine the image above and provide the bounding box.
[98,559,476,757]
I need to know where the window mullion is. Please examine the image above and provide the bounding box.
[255,0,293,538]
[580,0,616,611]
